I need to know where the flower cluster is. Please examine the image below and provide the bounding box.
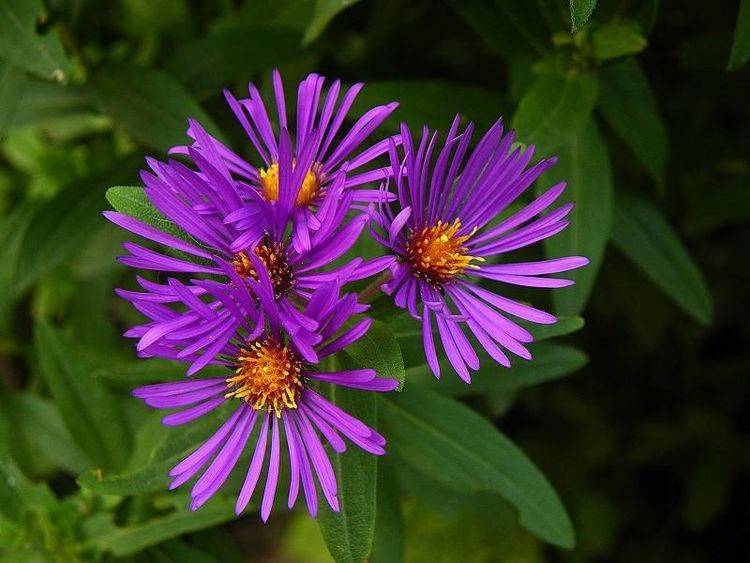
[108,71,587,520]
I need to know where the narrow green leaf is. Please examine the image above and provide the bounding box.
[304,0,361,44]
[512,70,598,157]
[598,57,668,188]
[591,20,647,60]
[728,0,750,70]
[342,319,406,389]
[611,192,713,324]
[9,80,93,130]
[380,386,575,548]
[371,457,404,563]
[166,26,302,100]
[15,156,140,291]
[0,205,34,332]
[5,393,92,476]
[78,404,233,495]
[0,0,69,81]
[89,64,224,152]
[85,498,237,557]
[318,360,378,563]
[106,185,192,242]
[406,342,588,396]
[35,321,132,470]
[539,120,613,316]
[352,80,506,134]
[0,60,26,139]
[448,0,550,58]
[570,0,598,31]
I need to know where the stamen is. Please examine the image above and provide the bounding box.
[405,219,484,285]
[259,162,321,206]
[233,241,295,297]
[226,337,304,417]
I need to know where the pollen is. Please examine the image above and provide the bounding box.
[259,162,321,206]
[232,240,295,297]
[405,219,484,285]
[226,337,304,417]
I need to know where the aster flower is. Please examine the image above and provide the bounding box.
[371,116,589,382]
[171,70,400,253]
[131,262,398,520]
[106,71,397,371]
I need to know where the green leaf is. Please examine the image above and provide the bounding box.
[78,404,233,495]
[0,455,57,522]
[448,0,550,59]
[611,192,713,325]
[34,321,132,470]
[591,20,647,60]
[379,386,575,548]
[570,0,597,31]
[9,80,93,130]
[527,316,585,341]
[371,457,403,563]
[0,205,34,332]
[539,120,613,316]
[0,0,69,81]
[728,0,750,70]
[106,185,192,241]
[342,319,405,389]
[94,358,225,386]
[4,393,92,476]
[512,69,598,157]
[303,0,360,44]
[406,342,588,396]
[352,80,507,134]
[89,63,224,152]
[15,156,140,291]
[84,498,237,557]
[318,360,378,562]
[0,60,26,139]
[598,57,668,188]
[165,26,302,100]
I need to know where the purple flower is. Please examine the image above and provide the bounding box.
[132,269,398,520]
[170,70,400,253]
[371,116,589,382]
[106,76,397,371]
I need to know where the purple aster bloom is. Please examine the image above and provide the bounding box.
[170,70,400,253]
[132,265,398,520]
[371,116,589,382]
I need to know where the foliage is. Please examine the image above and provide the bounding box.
[0,0,747,561]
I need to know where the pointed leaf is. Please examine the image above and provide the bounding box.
[380,386,575,547]
[512,70,599,157]
[539,120,613,316]
[89,63,224,152]
[611,192,713,324]
[0,0,69,81]
[318,356,378,562]
[570,0,598,31]
[598,57,668,187]
[729,0,750,70]
[35,321,131,470]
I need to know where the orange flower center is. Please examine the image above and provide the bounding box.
[232,241,294,297]
[259,162,320,206]
[226,337,304,417]
[405,219,483,285]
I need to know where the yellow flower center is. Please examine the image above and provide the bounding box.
[259,162,320,206]
[405,219,484,285]
[226,337,304,417]
[232,241,294,297]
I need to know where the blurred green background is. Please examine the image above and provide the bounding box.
[1,0,749,561]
